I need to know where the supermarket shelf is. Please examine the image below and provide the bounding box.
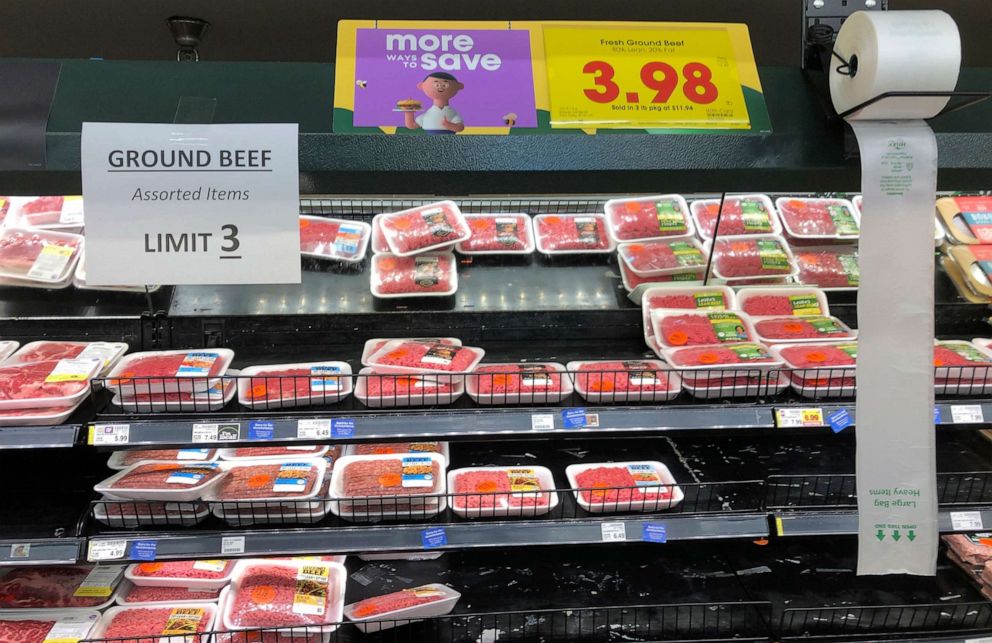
[775,508,992,537]
[0,424,79,448]
[0,538,82,565]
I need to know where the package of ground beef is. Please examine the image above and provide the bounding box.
[690,195,780,240]
[0,358,102,410]
[0,612,100,643]
[371,253,458,297]
[345,441,448,462]
[456,214,534,254]
[0,565,123,610]
[378,201,470,256]
[641,286,734,314]
[98,604,217,640]
[466,362,571,404]
[651,310,756,349]
[565,461,682,513]
[204,459,326,504]
[448,466,557,518]
[619,256,703,292]
[603,195,693,242]
[661,343,786,398]
[753,316,854,343]
[219,445,334,461]
[345,584,460,633]
[119,583,222,605]
[361,337,462,364]
[223,561,345,633]
[238,361,353,409]
[96,462,227,502]
[298,216,371,263]
[330,453,446,519]
[0,228,83,283]
[617,239,707,276]
[776,197,860,239]
[773,342,857,398]
[934,340,992,394]
[534,214,614,254]
[793,246,859,290]
[710,235,797,281]
[737,288,829,318]
[356,367,464,408]
[365,340,485,375]
[108,447,219,470]
[126,560,234,590]
[106,349,234,396]
[567,359,680,403]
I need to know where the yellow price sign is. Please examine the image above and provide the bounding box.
[544,25,750,129]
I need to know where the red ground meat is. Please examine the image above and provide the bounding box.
[112,352,227,382]
[535,215,611,251]
[657,313,751,346]
[299,218,366,260]
[364,372,456,397]
[619,240,705,274]
[693,197,775,238]
[0,360,90,401]
[369,341,479,372]
[644,291,729,311]
[755,317,851,340]
[0,230,80,276]
[229,564,333,628]
[379,202,469,254]
[741,295,823,316]
[124,585,221,603]
[122,449,217,466]
[778,199,858,237]
[459,215,532,252]
[244,366,348,405]
[0,619,56,643]
[794,249,859,288]
[0,566,110,608]
[132,560,232,579]
[574,361,672,394]
[111,463,222,490]
[667,345,777,367]
[452,470,548,509]
[574,466,672,504]
[934,344,992,366]
[471,364,563,394]
[621,260,702,289]
[351,588,446,617]
[352,442,444,456]
[372,253,455,295]
[371,217,390,253]
[605,197,690,241]
[780,344,857,368]
[213,463,320,499]
[104,607,212,638]
[7,341,86,363]
[712,238,793,279]
[229,446,332,458]
[341,459,442,497]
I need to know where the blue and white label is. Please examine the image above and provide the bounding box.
[165,464,216,485]
[642,523,667,543]
[332,418,355,438]
[177,448,212,461]
[401,456,434,488]
[333,224,363,255]
[422,527,447,549]
[935,407,942,424]
[273,462,312,493]
[248,420,275,440]
[310,365,342,393]
[176,352,220,376]
[128,539,158,561]
[561,407,588,429]
[827,408,852,433]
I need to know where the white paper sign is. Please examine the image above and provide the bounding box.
[81,123,301,285]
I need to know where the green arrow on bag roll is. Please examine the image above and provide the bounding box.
[876,529,885,541]
[907,530,916,541]
[892,530,901,541]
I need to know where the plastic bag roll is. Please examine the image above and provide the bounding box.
[830,10,960,120]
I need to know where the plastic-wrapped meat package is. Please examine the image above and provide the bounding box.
[0,566,116,608]
[211,462,322,500]
[366,340,484,374]
[451,468,552,510]
[103,606,214,638]
[776,197,859,238]
[0,359,99,407]
[0,619,60,642]
[711,236,795,280]
[110,463,223,491]
[340,458,443,497]
[120,448,218,467]
[0,229,82,282]
[794,247,859,289]
[107,349,233,395]
[470,363,565,396]
[654,311,754,347]
[371,253,457,297]
[350,442,445,457]
[777,343,857,393]
[663,343,785,392]
[619,258,702,291]
[604,195,692,241]
[6,341,87,363]
[779,344,857,368]
[941,534,992,565]
[618,240,706,275]
[131,560,233,581]
[572,361,674,396]
[534,214,613,253]
[740,293,824,317]
[362,370,458,399]
[226,563,339,629]
[667,344,778,367]
[11,196,84,228]
[457,214,533,253]
[240,362,352,408]
[350,588,447,617]
[298,217,370,262]
[691,195,778,239]
[574,465,673,504]
[123,584,222,603]
[754,317,853,341]
[378,201,470,256]
[225,446,333,459]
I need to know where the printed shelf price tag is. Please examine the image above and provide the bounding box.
[87,539,127,561]
[531,414,555,431]
[950,404,984,424]
[191,423,220,443]
[544,25,750,129]
[221,536,246,555]
[297,419,331,440]
[950,511,984,531]
[89,424,130,445]
[601,522,627,542]
[774,408,824,428]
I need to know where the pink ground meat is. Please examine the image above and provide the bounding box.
[229,565,333,628]
[213,463,320,499]
[380,203,469,254]
[0,566,110,608]
[713,238,793,279]
[536,215,611,251]
[352,442,443,456]
[471,364,563,395]
[780,345,856,368]
[619,240,705,274]
[0,360,89,401]
[742,295,821,316]
[574,466,672,504]
[111,463,222,490]
[693,198,775,238]
[350,589,445,617]
[645,291,729,311]
[132,560,232,579]
[621,260,702,289]
[779,199,858,237]
[934,345,992,367]
[459,215,532,252]
[574,361,672,394]
[244,367,347,405]
[229,446,335,459]
[0,229,80,276]
[104,607,211,638]
[666,345,776,367]
[658,313,751,346]
[794,250,859,288]
[299,218,366,260]
[755,317,851,340]
[452,470,549,509]
[122,449,217,466]
[370,341,478,372]
[124,585,221,603]
[112,351,227,381]
[372,253,455,295]
[364,372,456,397]
[605,198,690,241]
[341,459,442,497]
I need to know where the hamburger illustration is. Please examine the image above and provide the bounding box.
[396,98,422,112]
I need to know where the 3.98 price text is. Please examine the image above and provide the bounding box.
[582,61,718,106]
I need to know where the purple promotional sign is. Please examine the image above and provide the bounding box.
[353,28,537,131]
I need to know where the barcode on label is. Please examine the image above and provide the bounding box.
[531,414,555,431]
[221,536,246,555]
[601,522,627,542]
[950,511,985,531]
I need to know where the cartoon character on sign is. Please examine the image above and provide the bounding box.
[398,72,465,134]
